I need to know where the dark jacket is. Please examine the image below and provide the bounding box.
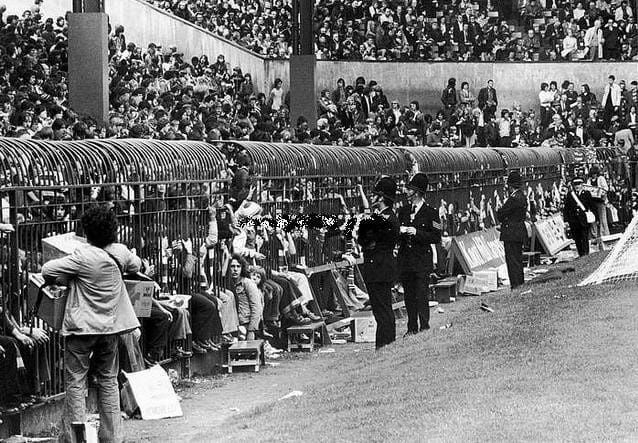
[563,189,593,229]
[358,207,400,283]
[397,203,442,274]
[478,86,498,109]
[497,188,527,243]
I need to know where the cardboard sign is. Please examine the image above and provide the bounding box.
[124,278,155,318]
[122,365,183,420]
[460,270,498,295]
[28,273,68,331]
[352,313,376,343]
[533,214,572,256]
[449,228,506,275]
[42,232,87,263]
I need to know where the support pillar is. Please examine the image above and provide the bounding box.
[68,12,109,126]
[289,0,316,129]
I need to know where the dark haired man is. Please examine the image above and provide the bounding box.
[397,173,441,335]
[497,171,527,290]
[478,79,498,120]
[42,206,141,443]
[357,177,400,349]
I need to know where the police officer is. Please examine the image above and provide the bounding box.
[397,173,442,336]
[497,171,527,289]
[357,177,400,349]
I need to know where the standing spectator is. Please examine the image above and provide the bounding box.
[397,173,441,336]
[601,75,622,125]
[497,109,513,146]
[478,79,498,120]
[589,166,610,239]
[458,81,476,107]
[563,177,593,257]
[269,78,285,112]
[602,19,622,60]
[584,19,603,60]
[441,77,458,119]
[356,178,399,350]
[539,82,554,128]
[497,171,527,290]
[41,206,141,443]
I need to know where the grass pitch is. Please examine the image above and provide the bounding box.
[201,252,638,441]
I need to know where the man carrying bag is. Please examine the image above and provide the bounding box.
[42,206,141,443]
[563,177,595,257]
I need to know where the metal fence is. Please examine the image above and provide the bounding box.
[0,139,619,400]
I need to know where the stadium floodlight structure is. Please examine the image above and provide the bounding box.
[579,216,638,286]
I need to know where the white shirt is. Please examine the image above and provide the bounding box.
[410,199,424,221]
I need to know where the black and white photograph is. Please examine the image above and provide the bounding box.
[1,0,638,441]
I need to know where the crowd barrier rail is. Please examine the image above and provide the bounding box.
[0,139,617,401]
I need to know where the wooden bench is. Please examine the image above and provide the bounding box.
[227,340,265,373]
[287,321,326,352]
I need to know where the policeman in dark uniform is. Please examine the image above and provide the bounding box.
[357,177,400,349]
[497,170,528,289]
[397,173,442,336]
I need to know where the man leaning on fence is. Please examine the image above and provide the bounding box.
[42,206,141,443]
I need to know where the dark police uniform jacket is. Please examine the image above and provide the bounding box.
[397,203,442,275]
[358,207,400,283]
[496,188,527,243]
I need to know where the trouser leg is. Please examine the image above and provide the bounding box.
[504,241,524,289]
[367,282,396,349]
[92,335,121,443]
[62,336,96,443]
[401,275,418,333]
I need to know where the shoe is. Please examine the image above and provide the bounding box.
[304,311,321,321]
[192,342,208,354]
[420,325,430,332]
[321,310,334,317]
[403,330,418,338]
[205,339,221,350]
[195,340,214,350]
[259,330,275,339]
[172,347,193,358]
[264,342,283,354]
[221,334,237,344]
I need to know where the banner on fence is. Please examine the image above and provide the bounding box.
[533,214,572,256]
[448,228,505,275]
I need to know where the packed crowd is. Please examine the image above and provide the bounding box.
[145,0,638,62]
[4,7,638,150]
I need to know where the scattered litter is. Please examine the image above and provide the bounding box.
[449,297,456,302]
[319,348,335,354]
[267,354,280,360]
[331,339,346,345]
[553,294,568,299]
[480,302,494,313]
[278,391,303,401]
[439,323,453,330]
[353,349,360,353]
[534,269,549,274]
[437,307,445,313]
[230,407,240,412]
[428,300,439,307]
[266,362,281,367]
[521,290,532,296]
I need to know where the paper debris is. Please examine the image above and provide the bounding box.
[278,391,303,401]
[319,348,335,354]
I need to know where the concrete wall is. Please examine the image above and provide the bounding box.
[264,61,638,117]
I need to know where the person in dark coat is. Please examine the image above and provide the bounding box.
[397,173,442,335]
[357,177,400,349]
[497,171,528,290]
[563,177,593,257]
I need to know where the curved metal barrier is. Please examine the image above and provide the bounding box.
[0,139,618,400]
